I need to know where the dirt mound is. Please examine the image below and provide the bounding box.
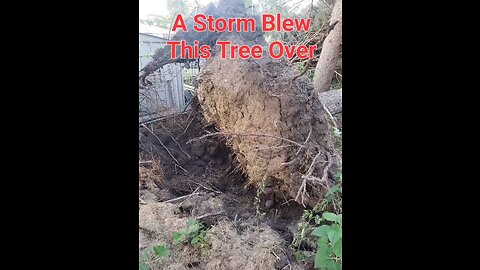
[139,200,303,270]
[197,49,339,207]
[205,221,285,269]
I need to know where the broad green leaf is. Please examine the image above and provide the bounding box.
[337,214,342,224]
[323,212,338,222]
[335,172,342,182]
[139,262,149,270]
[332,240,342,258]
[327,230,337,244]
[312,225,330,237]
[314,248,329,268]
[327,226,342,245]
[141,249,151,261]
[172,232,185,244]
[326,260,341,270]
[318,236,329,246]
[153,244,169,257]
[187,224,200,234]
[191,235,200,245]
[187,219,198,227]
[325,186,339,197]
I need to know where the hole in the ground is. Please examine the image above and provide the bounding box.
[186,261,200,268]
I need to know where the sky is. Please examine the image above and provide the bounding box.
[139,0,316,19]
[139,0,216,19]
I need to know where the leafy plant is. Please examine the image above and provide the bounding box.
[292,173,341,250]
[172,219,207,247]
[153,243,169,257]
[332,127,342,153]
[311,212,342,269]
[139,262,149,270]
[318,172,342,213]
[139,243,169,270]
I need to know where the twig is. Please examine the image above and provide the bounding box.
[253,145,295,152]
[295,150,323,207]
[295,178,308,207]
[280,190,293,206]
[177,111,199,140]
[187,132,305,148]
[281,157,298,167]
[322,103,338,128]
[140,123,187,173]
[271,250,281,261]
[188,180,223,194]
[307,151,323,175]
[181,95,197,114]
[196,211,224,220]
[139,160,152,164]
[163,188,201,203]
[139,198,147,205]
[139,111,189,126]
[296,127,312,155]
[159,124,191,159]
[292,59,312,82]
[178,187,201,207]
[321,151,333,183]
[281,248,292,270]
[203,160,212,177]
[226,163,242,177]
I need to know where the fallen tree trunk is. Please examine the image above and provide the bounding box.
[140,0,341,207]
[313,0,342,94]
[319,88,342,114]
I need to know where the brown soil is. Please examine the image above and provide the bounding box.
[197,46,339,207]
[139,106,313,269]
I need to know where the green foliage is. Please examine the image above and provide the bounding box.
[140,0,191,29]
[317,171,342,214]
[291,168,342,269]
[311,212,342,269]
[139,262,149,270]
[140,14,171,29]
[139,243,169,270]
[292,206,322,250]
[139,247,151,270]
[332,127,342,153]
[153,243,169,257]
[292,170,342,250]
[332,127,342,139]
[257,0,294,41]
[172,219,207,247]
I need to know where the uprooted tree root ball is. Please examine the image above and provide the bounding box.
[196,52,340,207]
[140,0,340,208]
